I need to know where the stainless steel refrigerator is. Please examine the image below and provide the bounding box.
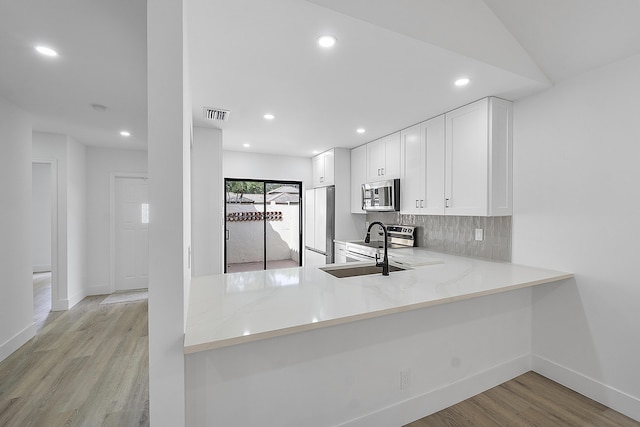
[304,186,335,266]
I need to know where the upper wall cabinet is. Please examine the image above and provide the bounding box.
[444,97,512,216]
[350,145,366,214]
[366,132,400,182]
[400,115,445,215]
[312,149,335,188]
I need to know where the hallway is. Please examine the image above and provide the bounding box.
[0,275,149,426]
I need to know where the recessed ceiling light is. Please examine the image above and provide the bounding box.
[263,114,275,120]
[35,45,58,57]
[120,130,131,137]
[454,77,471,87]
[317,35,337,48]
[356,128,366,134]
[243,143,250,148]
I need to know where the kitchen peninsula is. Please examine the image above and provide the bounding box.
[184,250,571,426]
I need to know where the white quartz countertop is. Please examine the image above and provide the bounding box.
[184,249,572,354]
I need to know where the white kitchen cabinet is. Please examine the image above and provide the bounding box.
[400,115,445,215]
[334,241,347,264]
[444,97,512,216]
[366,132,400,182]
[312,149,335,188]
[304,249,327,267]
[400,124,423,214]
[350,145,366,214]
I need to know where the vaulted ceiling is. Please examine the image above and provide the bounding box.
[1,0,639,155]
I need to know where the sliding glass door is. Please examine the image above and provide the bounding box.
[224,179,302,273]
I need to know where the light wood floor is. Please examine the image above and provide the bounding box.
[0,275,149,426]
[32,272,53,332]
[406,371,639,427]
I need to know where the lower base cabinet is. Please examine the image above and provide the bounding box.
[334,242,347,264]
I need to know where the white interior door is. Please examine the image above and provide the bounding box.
[115,176,149,291]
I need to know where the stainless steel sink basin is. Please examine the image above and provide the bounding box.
[320,264,406,278]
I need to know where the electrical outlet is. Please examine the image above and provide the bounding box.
[475,228,484,241]
[400,370,410,390]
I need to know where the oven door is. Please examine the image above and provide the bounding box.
[345,251,373,263]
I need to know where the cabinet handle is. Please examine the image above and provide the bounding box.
[225,229,230,240]
[445,198,451,208]
[381,167,385,175]
[415,200,419,208]
[320,176,324,183]
[377,168,381,176]
[420,200,424,208]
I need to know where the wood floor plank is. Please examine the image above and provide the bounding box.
[405,371,640,427]
[0,276,149,427]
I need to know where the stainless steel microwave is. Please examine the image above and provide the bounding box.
[362,179,400,212]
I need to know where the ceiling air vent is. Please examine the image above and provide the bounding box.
[203,107,230,122]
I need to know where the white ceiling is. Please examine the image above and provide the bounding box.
[0,0,147,150]
[1,0,639,156]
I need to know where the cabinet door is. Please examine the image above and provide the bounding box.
[350,145,366,213]
[323,149,335,186]
[334,242,347,264]
[445,99,489,216]
[305,249,327,266]
[424,115,445,215]
[400,124,424,214]
[366,138,385,182]
[383,132,401,179]
[312,150,335,188]
[312,155,324,188]
[488,98,513,216]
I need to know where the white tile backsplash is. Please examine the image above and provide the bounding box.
[366,213,512,261]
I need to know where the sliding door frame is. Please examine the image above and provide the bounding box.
[224,178,303,273]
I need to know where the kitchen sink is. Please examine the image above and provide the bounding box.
[320,264,406,278]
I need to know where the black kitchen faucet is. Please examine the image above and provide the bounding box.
[364,221,389,276]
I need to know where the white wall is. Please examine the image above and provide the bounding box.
[32,132,69,310]
[85,147,147,294]
[32,163,52,272]
[512,53,640,420]
[223,150,312,188]
[33,132,88,310]
[148,0,188,423]
[0,97,35,362]
[66,139,87,306]
[191,127,223,276]
[186,289,533,426]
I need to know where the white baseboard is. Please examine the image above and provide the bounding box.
[33,265,51,273]
[68,290,87,309]
[51,289,87,311]
[51,298,69,311]
[86,283,111,296]
[339,354,532,427]
[0,323,36,363]
[533,355,640,422]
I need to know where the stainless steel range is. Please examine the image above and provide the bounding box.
[345,224,416,262]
